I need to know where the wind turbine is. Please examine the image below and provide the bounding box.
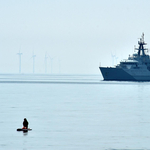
[17,50,23,73]
[111,52,115,66]
[48,55,55,74]
[32,51,36,73]
[115,55,118,65]
[44,52,48,74]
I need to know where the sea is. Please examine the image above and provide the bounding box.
[0,74,150,150]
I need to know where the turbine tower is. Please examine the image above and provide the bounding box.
[49,56,55,74]
[111,52,115,66]
[48,54,55,74]
[32,52,36,73]
[115,55,118,65]
[17,50,23,73]
[45,52,48,74]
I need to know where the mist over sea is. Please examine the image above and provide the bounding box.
[0,74,150,150]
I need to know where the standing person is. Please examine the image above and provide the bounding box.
[23,118,29,129]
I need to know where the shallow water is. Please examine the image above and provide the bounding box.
[0,74,150,150]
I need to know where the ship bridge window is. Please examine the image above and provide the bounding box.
[122,62,137,65]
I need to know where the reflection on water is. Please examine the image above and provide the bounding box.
[23,132,28,136]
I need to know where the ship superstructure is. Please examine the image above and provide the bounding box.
[99,34,150,81]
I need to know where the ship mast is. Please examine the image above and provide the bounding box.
[135,33,148,56]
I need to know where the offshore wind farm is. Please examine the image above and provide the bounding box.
[16,50,59,74]
[1,1,150,75]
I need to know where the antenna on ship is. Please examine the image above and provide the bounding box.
[142,32,144,41]
[31,51,36,73]
[135,33,148,56]
[17,48,23,74]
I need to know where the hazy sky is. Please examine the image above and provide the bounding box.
[0,0,150,74]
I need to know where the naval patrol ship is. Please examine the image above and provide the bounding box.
[99,34,150,81]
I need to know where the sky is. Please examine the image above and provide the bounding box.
[0,0,150,74]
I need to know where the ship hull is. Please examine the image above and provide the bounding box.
[99,67,150,81]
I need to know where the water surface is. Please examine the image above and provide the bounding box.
[0,74,150,150]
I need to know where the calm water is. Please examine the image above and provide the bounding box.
[0,74,150,150]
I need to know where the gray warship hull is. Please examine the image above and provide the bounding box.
[100,67,150,81]
[99,34,150,81]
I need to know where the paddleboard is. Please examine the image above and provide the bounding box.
[17,128,32,131]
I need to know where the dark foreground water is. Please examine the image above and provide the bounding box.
[0,74,150,150]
